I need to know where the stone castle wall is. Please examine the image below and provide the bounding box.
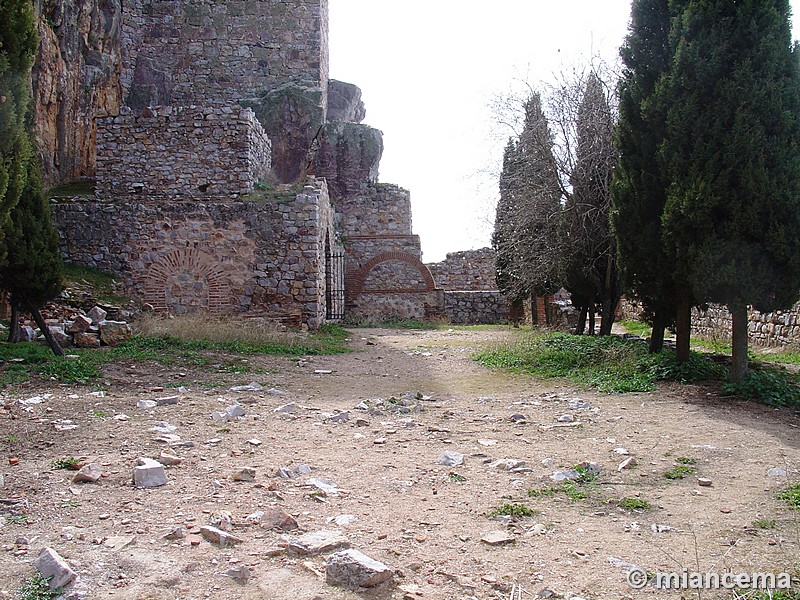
[96,105,271,198]
[53,182,339,328]
[427,247,498,291]
[121,0,328,107]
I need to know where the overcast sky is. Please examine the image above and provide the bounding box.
[329,1,800,263]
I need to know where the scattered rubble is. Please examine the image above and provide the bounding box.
[326,548,394,588]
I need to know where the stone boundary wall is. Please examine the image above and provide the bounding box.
[53,182,339,328]
[692,303,800,348]
[444,291,509,324]
[427,247,497,291]
[121,0,329,107]
[95,105,271,199]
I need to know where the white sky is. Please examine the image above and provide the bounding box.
[329,1,800,263]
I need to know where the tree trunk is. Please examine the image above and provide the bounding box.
[588,307,596,336]
[8,301,20,343]
[599,254,617,336]
[26,301,64,357]
[575,305,587,335]
[529,297,538,326]
[730,303,749,383]
[543,295,551,326]
[648,311,666,353]
[675,290,691,363]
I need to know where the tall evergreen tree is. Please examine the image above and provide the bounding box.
[493,93,563,314]
[2,161,64,355]
[659,0,800,380]
[611,0,681,353]
[562,73,619,335]
[0,0,38,260]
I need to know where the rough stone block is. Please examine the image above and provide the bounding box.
[73,332,101,348]
[67,314,92,334]
[326,548,393,588]
[133,457,168,488]
[287,529,349,555]
[34,547,77,590]
[99,320,132,346]
[87,306,108,324]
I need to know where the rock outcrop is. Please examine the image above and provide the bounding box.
[311,121,383,201]
[327,80,366,123]
[32,0,122,186]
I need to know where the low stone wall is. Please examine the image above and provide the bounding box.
[348,290,445,321]
[53,182,339,328]
[427,247,497,291]
[95,105,271,198]
[693,303,800,348]
[444,291,509,324]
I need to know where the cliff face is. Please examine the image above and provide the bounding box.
[32,0,122,186]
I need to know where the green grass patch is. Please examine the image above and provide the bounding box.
[343,315,443,330]
[778,483,800,510]
[752,518,776,529]
[475,332,726,393]
[448,472,467,483]
[488,502,537,518]
[619,320,651,337]
[721,369,800,407]
[61,263,128,305]
[6,514,28,525]
[747,590,800,600]
[48,180,94,197]
[51,457,81,470]
[675,456,697,465]
[618,497,652,511]
[18,572,63,600]
[663,465,696,480]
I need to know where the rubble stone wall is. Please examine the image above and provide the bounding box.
[337,184,413,238]
[443,291,509,324]
[427,247,498,291]
[95,105,271,198]
[121,0,329,107]
[53,182,339,328]
[693,303,800,348]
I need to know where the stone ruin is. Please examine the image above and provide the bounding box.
[36,0,508,327]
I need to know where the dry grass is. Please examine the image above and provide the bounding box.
[132,313,305,345]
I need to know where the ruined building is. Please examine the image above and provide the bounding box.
[35,0,508,326]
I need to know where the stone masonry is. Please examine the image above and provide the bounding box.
[95,105,271,198]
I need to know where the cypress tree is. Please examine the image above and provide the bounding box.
[660,0,800,380]
[493,93,563,318]
[0,0,38,258]
[2,160,64,355]
[562,73,618,335]
[611,0,680,352]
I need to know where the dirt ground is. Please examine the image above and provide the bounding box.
[0,327,798,600]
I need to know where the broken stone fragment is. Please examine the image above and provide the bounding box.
[231,467,256,482]
[435,450,464,467]
[162,527,186,541]
[287,529,349,555]
[99,320,132,346]
[480,530,515,546]
[260,507,299,531]
[73,332,100,348]
[133,457,168,488]
[34,547,77,590]
[225,404,246,418]
[66,314,92,334]
[222,564,251,585]
[86,306,107,324]
[200,525,242,547]
[157,452,182,466]
[326,548,394,588]
[72,463,103,484]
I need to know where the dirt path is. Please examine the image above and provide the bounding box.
[0,327,798,599]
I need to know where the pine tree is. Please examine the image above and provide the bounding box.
[660,0,800,380]
[0,0,38,260]
[562,73,618,335]
[2,160,64,355]
[611,0,679,352]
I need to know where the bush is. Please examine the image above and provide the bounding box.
[721,369,800,408]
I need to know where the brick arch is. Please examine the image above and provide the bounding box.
[143,248,230,313]
[348,251,436,298]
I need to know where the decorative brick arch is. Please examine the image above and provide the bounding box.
[347,251,436,299]
[143,248,230,313]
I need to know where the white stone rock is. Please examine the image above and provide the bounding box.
[326,548,393,588]
[72,464,102,484]
[436,450,464,467]
[133,457,168,488]
[287,529,349,555]
[200,525,242,547]
[34,547,77,590]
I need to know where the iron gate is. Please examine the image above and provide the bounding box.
[325,249,346,320]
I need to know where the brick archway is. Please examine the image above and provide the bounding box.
[347,251,436,299]
[143,248,230,313]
